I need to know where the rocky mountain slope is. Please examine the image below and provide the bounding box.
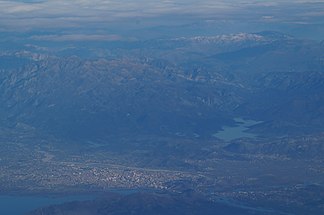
[0,32,323,140]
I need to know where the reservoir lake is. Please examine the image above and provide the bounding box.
[213,118,261,141]
[0,194,94,215]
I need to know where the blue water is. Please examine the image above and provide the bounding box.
[0,194,94,215]
[213,118,261,141]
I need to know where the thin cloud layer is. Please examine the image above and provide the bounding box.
[31,34,123,41]
[0,0,323,31]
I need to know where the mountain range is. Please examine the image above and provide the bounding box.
[0,31,323,141]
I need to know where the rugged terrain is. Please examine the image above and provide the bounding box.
[1,32,324,139]
[0,32,324,214]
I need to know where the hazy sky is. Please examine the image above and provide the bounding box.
[1,0,323,29]
[0,0,324,40]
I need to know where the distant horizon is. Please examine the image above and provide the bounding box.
[0,0,324,41]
